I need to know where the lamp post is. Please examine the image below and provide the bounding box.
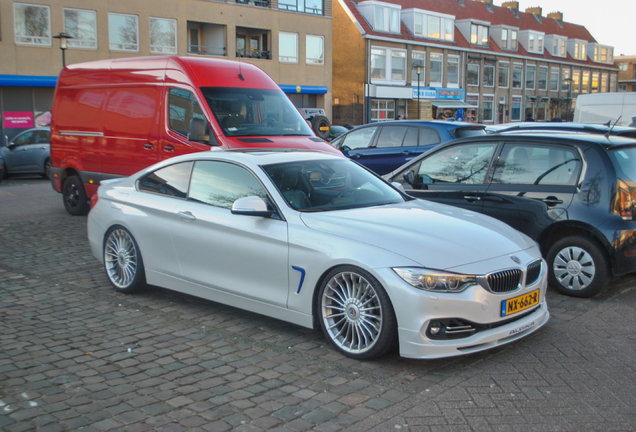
[564,77,573,121]
[415,65,422,120]
[53,32,73,67]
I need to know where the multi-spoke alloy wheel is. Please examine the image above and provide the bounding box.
[547,235,608,298]
[319,267,396,359]
[104,227,145,293]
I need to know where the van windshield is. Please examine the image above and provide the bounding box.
[201,87,314,137]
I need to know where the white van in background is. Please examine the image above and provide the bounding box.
[573,93,636,127]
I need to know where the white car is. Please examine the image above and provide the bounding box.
[87,149,549,360]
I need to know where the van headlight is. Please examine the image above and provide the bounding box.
[393,268,476,293]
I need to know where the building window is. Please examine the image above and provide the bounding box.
[610,74,617,92]
[306,35,324,65]
[371,48,387,80]
[447,55,459,86]
[501,29,508,48]
[467,63,479,86]
[413,13,454,42]
[429,53,443,86]
[619,63,628,71]
[591,72,599,93]
[64,8,97,49]
[538,66,548,91]
[526,65,536,90]
[601,47,608,62]
[511,96,522,121]
[511,30,518,50]
[411,51,426,83]
[550,68,559,92]
[371,99,395,122]
[562,69,570,92]
[512,64,522,89]
[279,32,298,63]
[14,3,51,46]
[498,62,509,88]
[618,84,627,92]
[466,94,479,123]
[601,73,608,92]
[109,13,139,51]
[572,70,581,92]
[371,47,406,84]
[391,51,406,81]
[552,39,565,57]
[483,64,494,87]
[150,17,177,54]
[482,95,494,122]
[279,0,323,15]
[428,15,440,39]
[581,71,590,93]
[470,23,489,46]
[373,6,400,33]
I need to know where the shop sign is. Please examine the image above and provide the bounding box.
[4,111,34,128]
[412,88,437,99]
[411,88,465,100]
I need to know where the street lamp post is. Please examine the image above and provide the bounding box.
[416,65,422,120]
[564,77,573,122]
[53,32,73,67]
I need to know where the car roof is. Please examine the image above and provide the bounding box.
[351,120,483,129]
[458,131,636,149]
[486,122,636,135]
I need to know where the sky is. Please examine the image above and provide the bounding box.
[493,0,636,56]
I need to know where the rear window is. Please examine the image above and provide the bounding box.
[609,147,636,182]
[454,127,487,139]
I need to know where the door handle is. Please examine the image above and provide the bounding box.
[401,151,411,155]
[144,143,154,149]
[352,154,361,158]
[164,145,175,152]
[464,195,481,202]
[542,197,564,206]
[177,211,196,221]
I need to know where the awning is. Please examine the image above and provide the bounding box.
[0,75,58,87]
[432,101,477,109]
[279,85,328,94]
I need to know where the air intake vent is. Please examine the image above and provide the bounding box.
[526,260,542,286]
[236,138,274,143]
[487,269,522,293]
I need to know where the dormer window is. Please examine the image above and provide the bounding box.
[548,36,567,58]
[456,19,489,48]
[403,9,454,41]
[470,23,489,46]
[569,39,587,60]
[520,30,544,54]
[357,1,401,34]
[489,25,517,51]
[590,43,614,64]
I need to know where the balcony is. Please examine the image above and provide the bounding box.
[234,0,271,6]
[236,27,271,61]
[236,48,271,59]
[187,22,226,57]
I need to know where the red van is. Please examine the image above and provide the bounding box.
[50,56,339,215]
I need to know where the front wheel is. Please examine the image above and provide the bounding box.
[42,158,51,179]
[63,175,89,216]
[546,236,609,298]
[318,266,397,359]
[104,226,146,294]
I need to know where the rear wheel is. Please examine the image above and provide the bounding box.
[104,226,146,294]
[546,236,609,298]
[63,175,89,216]
[318,266,397,359]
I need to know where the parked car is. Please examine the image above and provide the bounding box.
[330,120,486,175]
[486,122,636,138]
[384,132,636,298]
[1,127,51,180]
[88,149,548,360]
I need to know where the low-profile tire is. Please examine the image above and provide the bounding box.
[42,158,51,180]
[63,175,90,216]
[546,235,609,298]
[311,115,331,140]
[103,226,146,294]
[318,266,397,359]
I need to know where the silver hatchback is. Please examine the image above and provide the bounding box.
[1,127,51,180]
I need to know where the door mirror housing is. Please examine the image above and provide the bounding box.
[231,196,275,218]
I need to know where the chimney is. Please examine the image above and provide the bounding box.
[502,1,519,12]
[547,11,563,21]
[525,6,542,16]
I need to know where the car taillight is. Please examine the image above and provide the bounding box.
[614,179,636,221]
[90,194,99,209]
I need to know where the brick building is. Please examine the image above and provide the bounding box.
[616,55,636,92]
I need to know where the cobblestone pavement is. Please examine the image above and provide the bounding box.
[1,206,635,431]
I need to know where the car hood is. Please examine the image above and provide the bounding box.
[299,200,536,270]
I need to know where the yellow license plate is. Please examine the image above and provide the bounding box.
[501,289,540,317]
[320,126,329,131]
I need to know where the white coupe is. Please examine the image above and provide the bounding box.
[87,149,549,359]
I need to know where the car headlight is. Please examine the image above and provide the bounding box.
[393,268,476,293]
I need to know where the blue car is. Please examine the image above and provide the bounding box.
[330,120,486,175]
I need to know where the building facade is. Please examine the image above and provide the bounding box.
[0,0,332,139]
[615,55,636,92]
[332,0,618,125]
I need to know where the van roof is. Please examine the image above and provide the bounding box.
[60,56,279,90]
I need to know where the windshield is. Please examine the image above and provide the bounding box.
[262,159,406,212]
[201,87,314,137]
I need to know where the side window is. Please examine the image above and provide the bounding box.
[12,131,35,146]
[137,162,193,198]
[342,126,378,150]
[493,144,582,185]
[376,126,408,148]
[189,161,268,209]
[34,130,49,143]
[168,88,205,138]
[402,127,418,147]
[417,142,498,184]
[418,127,442,146]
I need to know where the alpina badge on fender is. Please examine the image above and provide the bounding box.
[510,255,521,264]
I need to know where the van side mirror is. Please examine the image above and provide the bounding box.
[188,118,217,146]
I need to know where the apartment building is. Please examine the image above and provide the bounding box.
[0,0,332,139]
[332,0,618,125]
[616,55,636,92]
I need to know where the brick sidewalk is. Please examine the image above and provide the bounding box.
[1,215,634,431]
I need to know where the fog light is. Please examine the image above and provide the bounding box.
[430,322,443,335]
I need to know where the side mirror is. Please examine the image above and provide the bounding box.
[7,142,15,150]
[404,170,415,185]
[231,196,274,218]
[188,118,217,146]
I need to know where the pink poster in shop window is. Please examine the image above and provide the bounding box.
[4,111,34,128]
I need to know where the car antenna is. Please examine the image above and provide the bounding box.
[605,116,622,139]
[237,56,245,81]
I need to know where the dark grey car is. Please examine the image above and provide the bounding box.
[1,127,51,179]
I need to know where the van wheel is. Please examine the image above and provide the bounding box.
[546,236,609,298]
[63,175,89,216]
[311,116,331,140]
[42,159,52,180]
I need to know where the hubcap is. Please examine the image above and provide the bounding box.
[104,229,138,289]
[321,272,382,354]
[553,246,595,291]
[65,183,79,208]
